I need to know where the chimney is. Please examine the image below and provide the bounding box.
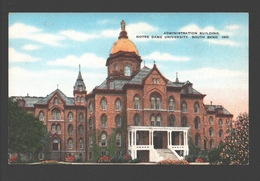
[210,101,212,105]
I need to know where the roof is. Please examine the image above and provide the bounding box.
[128,66,152,84]
[14,97,43,107]
[205,105,233,115]
[35,89,75,105]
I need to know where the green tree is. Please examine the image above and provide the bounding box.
[220,113,249,165]
[8,98,47,157]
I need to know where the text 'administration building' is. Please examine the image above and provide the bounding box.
[13,21,233,162]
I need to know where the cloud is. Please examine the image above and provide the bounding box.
[179,24,239,46]
[46,53,106,68]
[22,44,41,50]
[59,30,99,41]
[9,23,65,46]
[9,47,40,62]
[142,51,190,61]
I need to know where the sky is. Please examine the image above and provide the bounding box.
[8,13,248,119]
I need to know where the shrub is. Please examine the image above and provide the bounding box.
[8,155,18,163]
[129,158,141,163]
[195,157,204,163]
[157,159,189,165]
[98,155,111,163]
[123,154,132,162]
[65,155,76,162]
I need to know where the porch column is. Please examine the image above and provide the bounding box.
[151,130,154,148]
[131,130,134,146]
[149,130,151,146]
[170,131,172,146]
[128,130,130,148]
[179,132,182,145]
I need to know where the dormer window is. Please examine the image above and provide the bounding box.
[114,64,118,71]
[153,78,159,84]
[110,81,114,89]
[124,66,131,76]
[54,98,59,105]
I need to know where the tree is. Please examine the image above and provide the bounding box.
[8,98,47,156]
[220,113,249,165]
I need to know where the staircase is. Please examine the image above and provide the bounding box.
[156,149,179,160]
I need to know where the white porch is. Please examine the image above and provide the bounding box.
[127,126,190,162]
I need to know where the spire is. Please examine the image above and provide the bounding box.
[77,64,83,80]
[118,20,128,39]
[73,65,86,94]
[175,72,179,83]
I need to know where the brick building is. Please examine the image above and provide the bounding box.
[12,20,233,162]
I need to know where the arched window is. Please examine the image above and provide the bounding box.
[89,135,93,147]
[156,97,161,109]
[68,138,73,149]
[209,128,214,137]
[210,139,214,149]
[116,115,121,127]
[78,125,84,135]
[39,111,44,121]
[52,139,59,150]
[116,133,121,146]
[101,98,107,110]
[124,66,131,76]
[195,133,200,147]
[134,96,140,109]
[54,98,59,105]
[195,117,200,129]
[89,102,93,113]
[89,118,93,130]
[101,133,107,146]
[209,116,213,125]
[169,97,175,110]
[79,113,83,122]
[115,99,121,111]
[77,96,80,102]
[151,96,155,109]
[51,124,56,134]
[182,102,187,112]
[156,115,161,126]
[81,97,85,102]
[134,114,140,126]
[219,129,223,138]
[219,119,223,127]
[101,115,107,128]
[68,112,73,121]
[169,115,175,126]
[194,102,199,113]
[57,124,61,134]
[151,115,155,126]
[181,117,188,127]
[68,125,73,136]
[114,64,118,70]
[79,139,84,149]
[52,109,61,120]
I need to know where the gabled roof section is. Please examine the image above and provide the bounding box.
[128,66,152,84]
[95,78,130,90]
[205,105,233,116]
[35,89,75,105]
[142,64,169,84]
[12,96,43,107]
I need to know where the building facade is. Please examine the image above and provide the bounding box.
[12,21,233,162]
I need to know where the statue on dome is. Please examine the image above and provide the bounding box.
[121,20,126,31]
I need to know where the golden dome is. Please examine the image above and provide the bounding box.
[110,38,139,55]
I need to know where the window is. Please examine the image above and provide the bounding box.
[89,136,93,147]
[219,119,223,127]
[181,117,188,127]
[195,117,200,129]
[101,115,107,128]
[68,138,73,149]
[68,125,73,136]
[134,96,140,109]
[219,129,223,138]
[134,114,140,126]
[114,64,118,70]
[156,97,161,109]
[54,98,59,105]
[151,96,155,109]
[102,150,107,156]
[101,98,107,110]
[79,139,84,149]
[57,124,61,134]
[116,115,121,127]
[68,112,73,121]
[169,98,175,110]
[136,132,140,145]
[151,94,161,110]
[151,115,155,126]
[52,109,61,120]
[156,115,161,126]
[81,97,85,102]
[77,96,80,102]
[53,139,59,150]
[116,133,121,147]
[79,125,84,135]
[101,133,107,146]
[169,115,175,127]
[209,116,213,125]
[153,78,159,84]
[89,118,93,130]
[115,99,121,111]
[110,81,114,89]
[39,111,44,121]
[51,124,56,134]
[194,102,199,113]
[209,128,214,137]
[182,102,187,112]
[195,134,200,147]
[124,66,131,76]
[79,113,83,122]
[89,102,93,113]
[210,140,214,149]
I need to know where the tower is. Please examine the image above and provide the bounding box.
[73,65,87,105]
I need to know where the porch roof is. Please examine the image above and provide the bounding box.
[127,126,190,131]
